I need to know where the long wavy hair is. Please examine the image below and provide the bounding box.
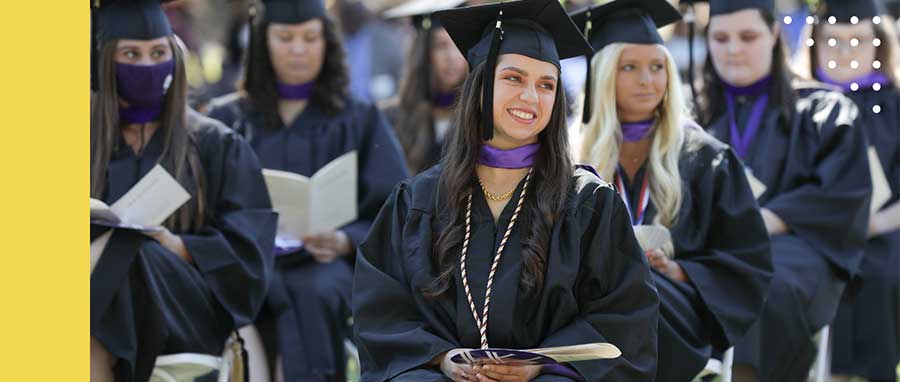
[700,8,797,126]
[243,10,350,130]
[792,14,900,86]
[90,35,206,232]
[579,43,685,228]
[423,60,573,298]
[393,26,460,173]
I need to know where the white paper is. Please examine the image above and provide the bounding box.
[263,151,358,242]
[90,231,113,273]
[745,169,767,200]
[868,146,891,216]
[529,343,622,362]
[110,165,192,226]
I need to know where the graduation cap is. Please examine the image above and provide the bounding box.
[383,0,468,30]
[260,0,327,24]
[91,0,175,90]
[819,0,883,22]
[435,0,593,140]
[570,0,682,123]
[694,0,775,16]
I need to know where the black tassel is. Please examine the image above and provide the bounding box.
[581,15,593,125]
[581,58,593,125]
[481,10,504,142]
[686,3,703,122]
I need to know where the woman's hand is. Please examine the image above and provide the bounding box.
[473,364,543,382]
[439,349,478,381]
[143,227,192,264]
[760,208,788,235]
[302,230,353,263]
[645,249,687,282]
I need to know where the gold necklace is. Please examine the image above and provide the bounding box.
[477,175,516,201]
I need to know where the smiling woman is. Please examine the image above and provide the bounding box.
[352,1,660,382]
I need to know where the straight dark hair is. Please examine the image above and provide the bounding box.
[701,8,796,126]
[90,36,206,232]
[393,26,461,173]
[423,61,573,298]
[243,11,350,130]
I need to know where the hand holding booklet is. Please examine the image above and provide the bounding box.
[450,342,621,366]
[262,151,358,252]
[633,224,674,259]
[90,165,191,272]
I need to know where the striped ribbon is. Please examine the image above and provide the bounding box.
[615,167,650,226]
[460,168,533,349]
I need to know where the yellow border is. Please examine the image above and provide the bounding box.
[0,1,87,380]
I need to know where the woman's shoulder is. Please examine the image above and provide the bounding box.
[569,166,617,209]
[187,109,246,152]
[681,119,732,160]
[205,92,250,123]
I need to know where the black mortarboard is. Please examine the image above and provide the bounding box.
[384,0,468,30]
[91,0,174,90]
[261,0,327,24]
[570,0,681,124]
[435,0,592,140]
[819,0,883,22]
[702,0,775,16]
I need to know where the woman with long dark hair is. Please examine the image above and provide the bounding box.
[381,0,469,174]
[205,0,409,380]
[794,1,900,380]
[353,1,659,381]
[572,0,772,380]
[699,0,872,380]
[90,1,276,381]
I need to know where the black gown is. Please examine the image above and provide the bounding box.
[90,110,277,382]
[616,124,773,382]
[706,82,872,381]
[207,93,409,381]
[831,84,900,382]
[353,166,660,382]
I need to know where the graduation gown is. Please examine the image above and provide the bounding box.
[831,84,900,381]
[90,110,277,382]
[707,82,872,381]
[616,124,773,382]
[353,166,660,382]
[206,93,409,381]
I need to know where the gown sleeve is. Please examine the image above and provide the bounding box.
[342,103,410,248]
[178,123,278,328]
[539,184,660,381]
[353,182,457,382]
[677,147,773,350]
[763,91,872,276]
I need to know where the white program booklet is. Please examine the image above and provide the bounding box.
[90,165,191,272]
[263,151,358,245]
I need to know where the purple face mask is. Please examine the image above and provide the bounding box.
[116,60,175,124]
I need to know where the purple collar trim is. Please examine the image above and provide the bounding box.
[432,91,456,108]
[815,67,890,92]
[723,75,772,98]
[477,143,540,169]
[277,81,315,100]
[621,119,655,142]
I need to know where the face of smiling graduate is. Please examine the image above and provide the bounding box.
[488,53,559,149]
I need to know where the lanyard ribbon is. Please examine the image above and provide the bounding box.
[726,93,768,160]
[615,167,650,226]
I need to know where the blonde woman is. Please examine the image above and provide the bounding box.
[572,0,772,381]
